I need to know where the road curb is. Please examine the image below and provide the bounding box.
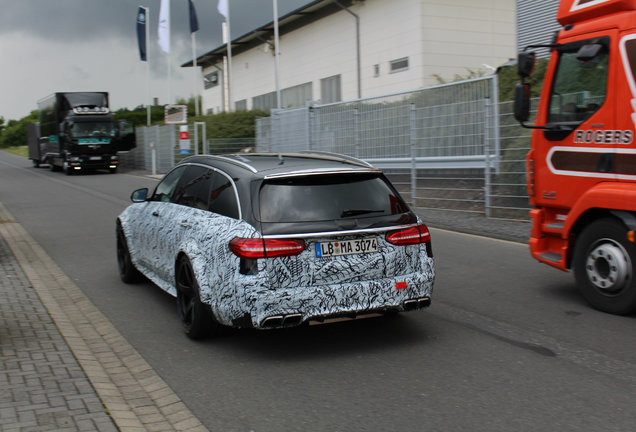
[0,203,209,432]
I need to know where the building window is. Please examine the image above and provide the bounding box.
[235,99,247,111]
[282,82,313,109]
[373,64,380,77]
[390,57,409,73]
[253,82,313,111]
[253,92,277,111]
[321,75,341,104]
[204,71,219,89]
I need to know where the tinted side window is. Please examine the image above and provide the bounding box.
[151,166,186,202]
[548,40,608,125]
[173,166,213,209]
[208,172,239,219]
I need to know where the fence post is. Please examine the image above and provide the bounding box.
[354,108,360,158]
[194,122,206,154]
[491,74,501,174]
[143,126,150,171]
[484,98,491,218]
[273,110,280,153]
[307,107,313,151]
[170,124,175,168]
[410,104,416,207]
[154,125,160,173]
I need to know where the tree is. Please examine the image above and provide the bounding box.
[497,58,549,102]
[0,111,38,148]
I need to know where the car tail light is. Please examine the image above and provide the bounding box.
[385,224,431,246]
[229,238,306,258]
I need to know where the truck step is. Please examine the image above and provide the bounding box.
[538,252,562,263]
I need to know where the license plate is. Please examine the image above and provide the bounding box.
[315,238,378,257]
[89,156,102,161]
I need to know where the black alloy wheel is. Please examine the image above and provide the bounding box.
[116,224,142,283]
[176,256,219,339]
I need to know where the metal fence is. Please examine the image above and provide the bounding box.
[256,77,534,220]
[120,125,255,174]
[122,77,534,220]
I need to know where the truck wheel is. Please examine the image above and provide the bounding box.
[32,160,40,168]
[175,256,220,339]
[116,225,143,283]
[573,218,636,315]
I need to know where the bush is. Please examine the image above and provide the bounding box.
[0,111,38,148]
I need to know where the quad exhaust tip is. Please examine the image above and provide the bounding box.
[261,313,304,328]
[403,296,431,311]
[261,298,431,328]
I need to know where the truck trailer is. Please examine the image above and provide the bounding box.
[515,0,636,314]
[29,92,135,174]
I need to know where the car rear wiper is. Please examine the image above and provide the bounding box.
[340,209,384,217]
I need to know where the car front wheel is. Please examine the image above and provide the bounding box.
[116,224,143,283]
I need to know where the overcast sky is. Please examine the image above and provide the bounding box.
[0,0,308,121]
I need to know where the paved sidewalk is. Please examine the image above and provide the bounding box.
[0,203,208,432]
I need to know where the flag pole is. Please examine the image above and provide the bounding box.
[274,0,281,109]
[192,32,199,116]
[145,6,151,126]
[189,0,200,116]
[158,0,172,104]
[226,2,233,112]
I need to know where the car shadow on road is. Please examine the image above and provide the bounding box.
[213,311,436,361]
[123,278,438,360]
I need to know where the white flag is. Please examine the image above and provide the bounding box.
[217,0,228,19]
[158,0,170,53]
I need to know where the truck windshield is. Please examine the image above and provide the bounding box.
[71,122,115,138]
[547,42,608,125]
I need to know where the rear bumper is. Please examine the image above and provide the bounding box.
[210,270,435,329]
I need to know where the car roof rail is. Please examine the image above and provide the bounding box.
[198,154,259,173]
[297,151,374,168]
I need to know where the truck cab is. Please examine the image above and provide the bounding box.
[31,92,135,174]
[515,0,636,314]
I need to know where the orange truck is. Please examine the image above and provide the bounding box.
[515,0,636,314]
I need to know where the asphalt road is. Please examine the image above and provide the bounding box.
[1,150,636,432]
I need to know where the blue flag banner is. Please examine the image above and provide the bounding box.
[136,6,147,61]
[189,0,199,33]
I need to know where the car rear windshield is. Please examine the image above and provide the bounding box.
[258,173,409,223]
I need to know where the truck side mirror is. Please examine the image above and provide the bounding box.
[116,120,136,152]
[517,52,536,78]
[514,83,531,123]
[576,43,603,62]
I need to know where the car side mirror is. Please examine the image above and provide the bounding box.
[131,188,148,203]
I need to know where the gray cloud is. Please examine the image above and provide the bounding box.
[0,0,308,120]
[0,0,308,62]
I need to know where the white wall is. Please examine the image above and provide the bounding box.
[200,0,515,113]
[420,0,516,84]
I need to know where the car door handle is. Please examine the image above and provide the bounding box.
[180,220,191,228]
[152,211,159,217]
